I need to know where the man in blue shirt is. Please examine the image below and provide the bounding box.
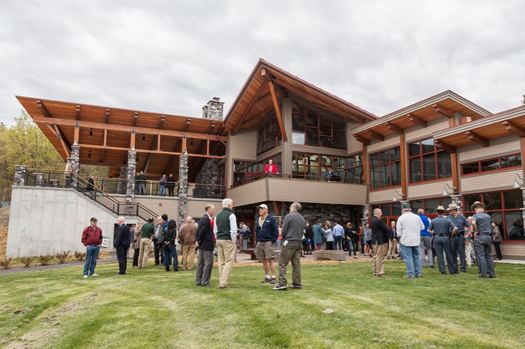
[417,209,433,268]
[472,201,496,278]
[255,204,279,284]
[332,222,344,250]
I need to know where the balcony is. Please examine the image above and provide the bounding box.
[228,174,367,207]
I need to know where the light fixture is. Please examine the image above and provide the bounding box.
[512,173,523,189]
[392,190,404,202]
[442,183,455,196]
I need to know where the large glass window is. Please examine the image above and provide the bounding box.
[461,153,521,175]
[408,138,451,183]
[369,147,401,189]
[462,190,524,240]
[291,152,363,183]
[292,101,346,149]
[410,197,452,216]
[257,110,282,154]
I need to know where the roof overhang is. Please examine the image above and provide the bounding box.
[224,59,377,133]
[433,104,525,149]
[352,90,492,144]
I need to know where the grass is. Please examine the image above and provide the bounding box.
[0,260,524,349]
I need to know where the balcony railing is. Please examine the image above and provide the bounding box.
[232,171,364,187]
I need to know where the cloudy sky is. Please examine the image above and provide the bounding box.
[1,0,524,125]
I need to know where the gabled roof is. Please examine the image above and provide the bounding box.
[224,59,377,133]
[352,90,492,143]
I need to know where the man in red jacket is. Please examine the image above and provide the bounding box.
[81,217,103,278]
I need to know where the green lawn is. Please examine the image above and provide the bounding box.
[0,260,524,349]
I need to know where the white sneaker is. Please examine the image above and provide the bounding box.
[83,275,88,279]
[91,273,98,277]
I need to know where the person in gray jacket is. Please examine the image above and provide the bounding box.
[273,202,305,291]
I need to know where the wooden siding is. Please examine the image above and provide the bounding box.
[347,122,362,154]
[460,169,522,193]
[228,180,268,207]
[267,178,367,205]
[229,130,257,161]
[458,136,520,163]
[405,118,449,142]
[369,187,401,204]
[368,134,401,153]
[501,243,525,259]
[407,179,452,199]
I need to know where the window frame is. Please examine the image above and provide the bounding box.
[460,153,522,176]
[408,137,451,184]
[369,146,401,190]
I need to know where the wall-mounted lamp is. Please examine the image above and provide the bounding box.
[392,190,404,202]
[512,173,523,189]
[442,183,456,196]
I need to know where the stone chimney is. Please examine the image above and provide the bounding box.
[202,97,224,120]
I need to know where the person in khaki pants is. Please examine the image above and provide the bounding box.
[138,217,155,268]
[370,208,389,277]
[273,202,306,291]
[179,216,197,270]
[214,198,238,289]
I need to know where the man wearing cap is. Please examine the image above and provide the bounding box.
[471,201,496,278]
[447,203,469,273]
[396,202,425,278]
[81,217,103,278]
[428,206,457,274]
[255,203,279,284]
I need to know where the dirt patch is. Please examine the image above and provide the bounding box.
[3,293,99,349]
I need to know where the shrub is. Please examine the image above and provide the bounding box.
[0,258,12,270]
[20,257,34,268]
[74,252,86,261]
[39,255,54,266]
[56,251,70,264]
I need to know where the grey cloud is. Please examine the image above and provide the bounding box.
[0,0,524,125]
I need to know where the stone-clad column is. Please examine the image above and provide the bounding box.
[126,148,136,200]
[14,165,27,186]
[68,144,80,188]
[178,151,189,228]
[360,204,370,230]
[450,194,462,214]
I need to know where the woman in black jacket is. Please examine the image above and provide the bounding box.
[163,219,178,271]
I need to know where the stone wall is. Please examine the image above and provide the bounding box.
[298,203,362,225]
[194,159,224,198]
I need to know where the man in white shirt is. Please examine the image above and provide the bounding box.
[396,202,424,278]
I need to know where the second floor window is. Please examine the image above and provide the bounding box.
[257,111,282,155]
[408,138,451,183]
[461,153,521,175]
[369,147,400,189]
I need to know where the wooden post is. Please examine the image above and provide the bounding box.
[268,80,288,142]
[182,137,187,153]
[103,129,107,147]
[157,135,161,151]
[361,143,368,185]
[451,151,459,192]
[400,131,407,198]
[73,122,80,145]
[130,129,136,149]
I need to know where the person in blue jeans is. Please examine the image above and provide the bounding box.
[81,217,103,278]
[332,222,344,250]
[163,219,179,272]
[396,202,424,278]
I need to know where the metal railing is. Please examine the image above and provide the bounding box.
[232,171,364,187]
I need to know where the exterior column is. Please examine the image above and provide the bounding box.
[14,165,27,186]
[126,148,136,200]
[68,143,80,188]
[178,151,189,228]
[361,204,370,230]
[450,194,462,214]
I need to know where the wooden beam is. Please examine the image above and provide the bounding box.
[75,105,81,120]
[206,139,210,156]
[267,80,288,142]
[133,112,139,126]
[232,81,269,133]
[354,134,370,145]
[182,137,187,152]
[386,122,403,134]
[157,134,161,151]
[47,124,71,158]
[465,130,489,147]
[451,151,459,191]
[400,131,407,197]
[435,140,456,153]
[407,113,427,128]
[103,129,108,146]
[433,104,455,119]
[367,130,384,141]
[104,108,111,123]
[36,100,52,118]
[78,143,225,159]
[31,116,227,142]
[130,129,136,149]
[73,122,80,145]
[502,120,525,137]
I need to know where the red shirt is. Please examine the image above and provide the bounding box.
[82,226,103,246]
[264,163,278,175]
